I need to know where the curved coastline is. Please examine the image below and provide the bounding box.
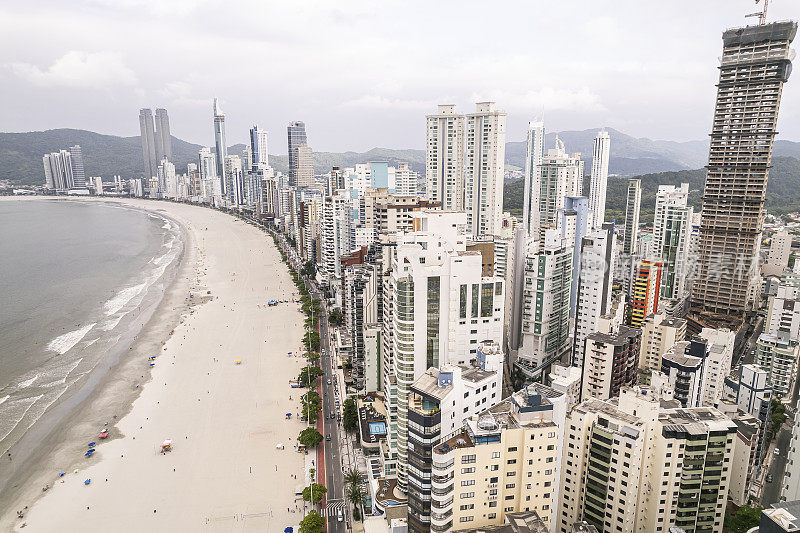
[0,197,197,526]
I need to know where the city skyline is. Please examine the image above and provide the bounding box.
[2,1,800,152]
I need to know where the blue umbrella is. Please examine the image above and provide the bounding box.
[88,442,96,447]
[58,471,66,477]
[284,528,293,533]
[84,479,91,485]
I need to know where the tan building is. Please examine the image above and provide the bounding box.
[430,386,565,532]
[558,385,737,533]
[638,313,687,373]
[763,229,793,277]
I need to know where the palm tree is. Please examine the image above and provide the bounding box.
[344,469,366,521]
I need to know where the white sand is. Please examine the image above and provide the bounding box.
[9,200,310,531]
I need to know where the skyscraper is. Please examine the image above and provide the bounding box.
[623,178,641,255]
[42,150,74,191]
[213,98,228,197]
[464,102,506,238]
[653,184,693,300]
[536,139,583,231]
[294,144,314,188]
[69,144,86,189]
[139,108,157,179]
[154,108,172,162]
[425,104,465,211]
[287,121,307,187]
[249,125,269,170]
[693,21,797,314]
[522,120,545,237]
[588,130,610,230]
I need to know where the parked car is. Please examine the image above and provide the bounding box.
[767,474,774,483]
[326,434,331,442]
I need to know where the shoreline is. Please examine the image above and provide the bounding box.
[0,198,196,526]
[1,198,309,532]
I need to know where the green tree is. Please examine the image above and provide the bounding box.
[724,504,763,533]
[303,331,321,352]
[298,427,323,448]
[302,390,323,423]
[343,398,358,432]
[344,469,366,522]
[302,483,327,504]
[301,261,316,279]
[771,398,787,437]
[328,309,344,327]
[299,510,325,533]
[298,366,323,387]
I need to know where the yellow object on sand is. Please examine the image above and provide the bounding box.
[234,359,242,365]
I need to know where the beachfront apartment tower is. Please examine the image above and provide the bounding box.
[623,178,641,255]
[154,108,172,162]
[557,385,736,533]
[287,121,308,187]
[295,144,314,188]
[426,104,465,211]
[213,98,228,198]
[693,21,797,314]
[588,130,610,230]
[42,149,74,191]
[139,108,158,179]
[464,102,507,238]
[385,211,506,495]
[250,125,269,170]
[69,144,86,189]
[522,120,545,237]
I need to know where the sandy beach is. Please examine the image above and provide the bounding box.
[1,199,310,531]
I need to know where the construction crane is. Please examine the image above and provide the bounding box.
[746,0,769,26]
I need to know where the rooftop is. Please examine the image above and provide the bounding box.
[458,511,548,533]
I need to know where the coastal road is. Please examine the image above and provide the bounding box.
[272,230,347,532]
[762,423,791,506]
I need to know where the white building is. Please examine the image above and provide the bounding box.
[385,211,506,495]
[623,179,641,255]
[426,104,465,211]
[464,102,507,238]
[653,184,694,300]
[588,130,610,230]
[765,285,800,342]
[782,401,800,501]
[764,229,793,277]
[572,224,615,368]
[320,191,352,300]
[157,157,176,198]
[522,120,545,237]
[516,230,573,379]
[535,139,583,232]
[697,327,736,407]
[394,162,418,197]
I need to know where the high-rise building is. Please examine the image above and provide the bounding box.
[198,147,217,203]
[139,108,157,179]
[394,162,418,197]
[426,104,465,211]
[653,184,693,300]
[516,230,573,379]
[385,211,505,495]
[464,102,506,238]
[154,108,171,162]
[755,333,799,396]
[638,313,686,373]
[764,229,793,277]
[249,124,269,169]
[572,224,615,367]
[213,98,227,198]
[225,155,244,206]
[157,157,176,198]
[522,121,545,237]
[557,385,737,533]
[693,21,797,314]
[287,121,308,187]
[622,178,641,255]
[535,139,583,232]
[69,145,86,189]
[427,383,565,532]
[588,130,610,230]
[557,196,593,318]
[295,144,314,188]
[782,406,800,501]
[629,258,662,327]
[42,150,74,191]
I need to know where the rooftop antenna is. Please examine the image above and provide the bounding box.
[746,0,769,25]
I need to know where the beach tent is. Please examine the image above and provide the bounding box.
[275,443,283,449]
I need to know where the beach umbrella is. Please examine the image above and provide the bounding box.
[84,479,91,485]
[58,471,65,477]
[275,443,283,449]
[88,442,96,447]
[285,528,293,533]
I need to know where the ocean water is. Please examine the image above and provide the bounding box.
[0,200,181,453]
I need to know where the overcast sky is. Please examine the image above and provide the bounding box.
[1,0,798,153]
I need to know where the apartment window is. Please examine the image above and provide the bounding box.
[461,467,475,474]
[460,492,474,498]
[462,455,476,464]
[459,517,474,523]
[506,483,516,489]
[489,501,497,508]
[480,283,494,317]
[488,513,497,519]
[492,452,500,459]
[459,284,468,319]
[508,447,518,452]
[460,504,475,511]
[471,284,479,317]
[461,480,475,486]
[507,459,517,465]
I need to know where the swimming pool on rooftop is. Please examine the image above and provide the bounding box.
[369,421,387,435]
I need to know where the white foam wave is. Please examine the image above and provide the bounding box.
[0,394,43,443]
[46,323,96,355]
[39,359,83,388]
[104,281,148,316]
[0,395,9,406]
[17,374,39,389]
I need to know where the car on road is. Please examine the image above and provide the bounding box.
[337,507,343,522]
[330,412,336,419]
[775,448,781,455]
[767,474,774,483]
[327,379,332,385]
[326,434,331,442]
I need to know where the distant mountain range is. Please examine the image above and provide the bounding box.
[3,127,800,186]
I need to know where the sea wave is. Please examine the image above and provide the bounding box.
[104,281,148,316]
[0,394,44,443]
[46,323,96,355]
[17,374,39,389]
[0,395,9,406]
